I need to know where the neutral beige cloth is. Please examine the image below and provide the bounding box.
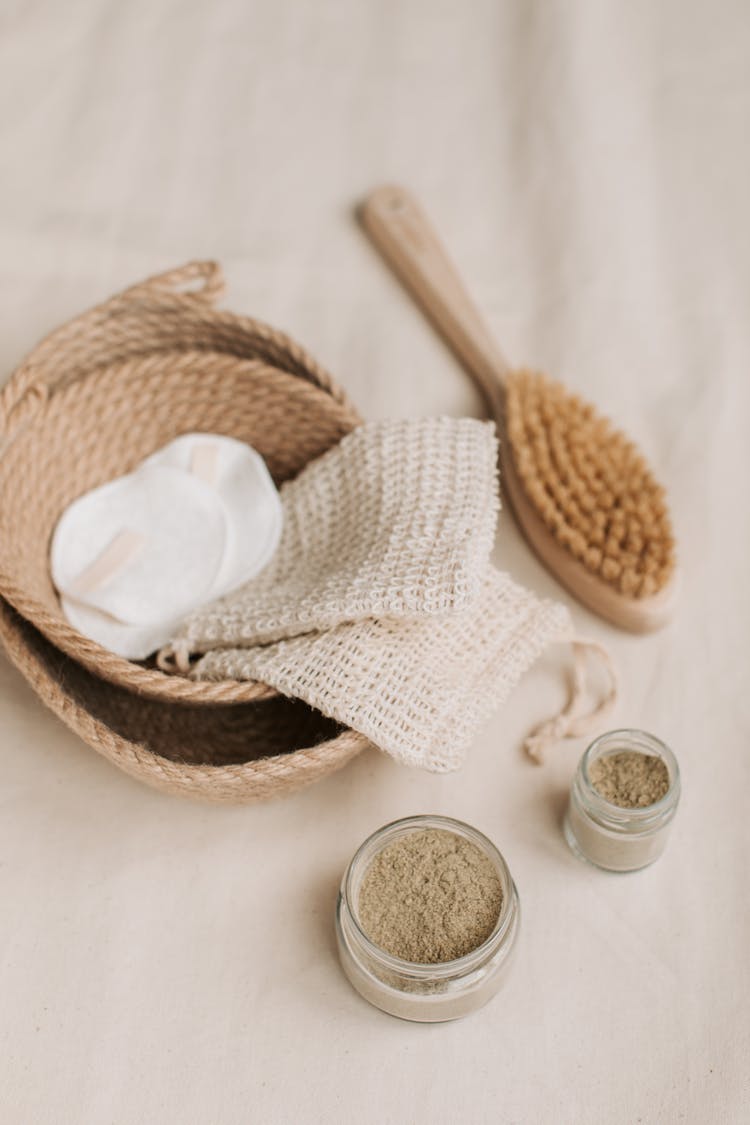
[169,417,600,770]
[171,417,499,649]
[191,569,572,771]
[1,3,748,1124]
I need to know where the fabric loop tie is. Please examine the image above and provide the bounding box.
[523,636,619,764]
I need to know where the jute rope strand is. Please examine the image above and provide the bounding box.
[0,262,349,439]
[0,262,369,800]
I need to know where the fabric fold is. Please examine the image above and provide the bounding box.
[189,568,572,771]
[174,416,499,652]
[162,416,616,771]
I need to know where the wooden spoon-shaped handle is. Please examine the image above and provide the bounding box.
[359,185,511,412]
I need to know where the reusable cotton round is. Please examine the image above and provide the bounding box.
[59,597,184,662]
[50,434,283,659]
[51,464,227,626]
[144,433,283,594]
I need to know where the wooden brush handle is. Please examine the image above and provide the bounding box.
[359,185,511,409]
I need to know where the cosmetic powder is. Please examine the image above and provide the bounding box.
[358,828,503,963]
[589,750,669,808]
[335,815,520,1021]
[564,730,680,872]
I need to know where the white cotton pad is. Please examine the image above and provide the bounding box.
[51,464,227,626]
[144,433,283,594]
[60,596,182,661]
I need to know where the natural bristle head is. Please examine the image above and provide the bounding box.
[505,370,675,598]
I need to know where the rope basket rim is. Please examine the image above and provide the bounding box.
[0,597,370,803]
[0,261,371,801]
[0,349,359,705]
[0,261,363,706]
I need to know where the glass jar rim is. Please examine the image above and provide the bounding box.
[579,728,680,824]
[341,814,517,980]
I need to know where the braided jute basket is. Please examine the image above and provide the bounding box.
[0,261,370,801]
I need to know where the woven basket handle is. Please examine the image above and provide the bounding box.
[121,260,225,304]
[0,261,224,443]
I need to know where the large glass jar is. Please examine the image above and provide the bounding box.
[335,814,520,1022]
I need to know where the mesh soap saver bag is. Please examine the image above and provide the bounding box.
[162,418,618,771]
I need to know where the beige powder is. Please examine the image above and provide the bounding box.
[589,750,669,808]
[357,829,503,964]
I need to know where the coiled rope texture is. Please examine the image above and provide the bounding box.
[0,262,370,801]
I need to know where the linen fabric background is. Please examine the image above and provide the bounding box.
[1,2,748,1123]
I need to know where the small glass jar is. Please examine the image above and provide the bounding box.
[564,729,680,873]
[335,814,520,1022]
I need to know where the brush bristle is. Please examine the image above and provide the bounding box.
[505,370,675,598]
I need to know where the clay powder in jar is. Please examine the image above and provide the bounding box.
[358,828,503,963]
[335,815,520,1021]
[565,730,680,872]
[589,750,669,808]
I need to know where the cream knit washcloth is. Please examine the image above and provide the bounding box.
[171,417,499,651]
[190,569,573,771]
[162,418,617,770]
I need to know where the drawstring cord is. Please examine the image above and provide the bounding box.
[523,637,618,763]
[156,638,193,674]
